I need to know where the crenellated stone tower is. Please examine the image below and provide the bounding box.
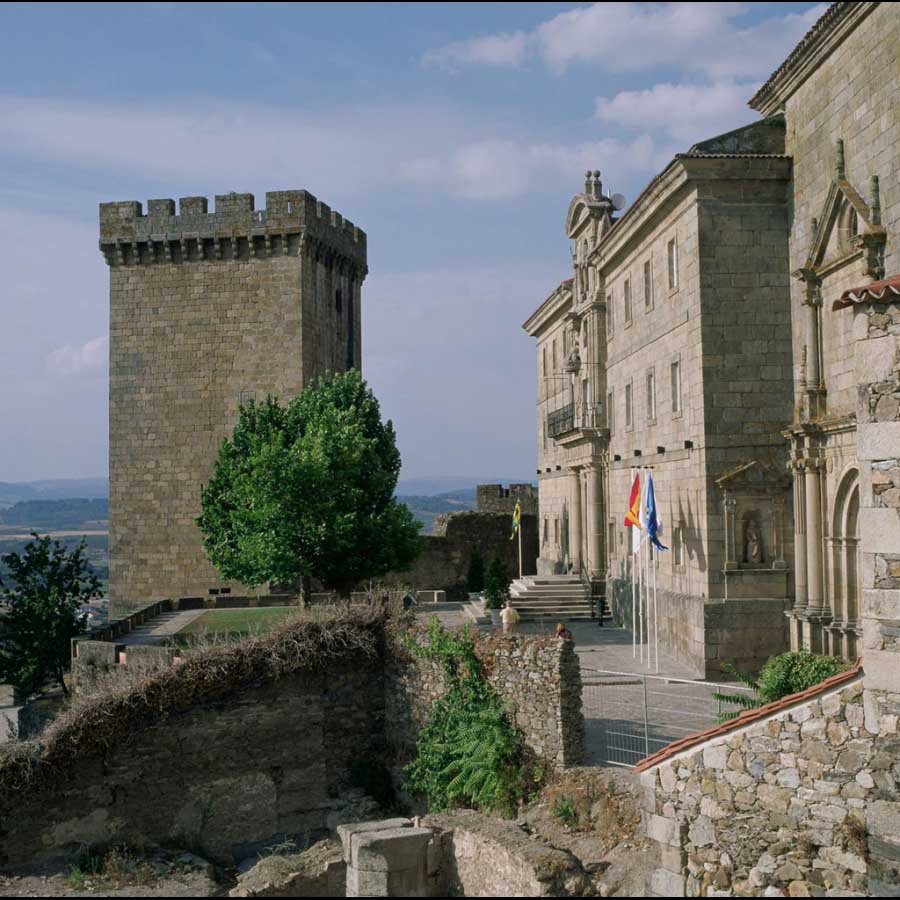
[100,191,367,615]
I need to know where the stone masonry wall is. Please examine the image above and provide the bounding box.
[385,629,584,774]
[476,483,539,516]
[640,676,900,897]
[0,664,385,871]
[102,191,366,617]
[394,511,538,599]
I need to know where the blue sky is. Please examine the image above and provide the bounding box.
[0,1,824,483]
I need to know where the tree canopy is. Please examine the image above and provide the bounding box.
[0,533,99,698]
[197,370,423,595]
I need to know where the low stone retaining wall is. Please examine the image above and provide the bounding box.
[638,670,900,896]
[423,811,587,897]
[0,617,585,872]
[385,629,584,773]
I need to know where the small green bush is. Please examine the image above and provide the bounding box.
[402,619,525,815]
[466,548,485,594]
[483,554,510,611]
[715,650,850,721]
[553,796,577,828]
[756,650,848,704]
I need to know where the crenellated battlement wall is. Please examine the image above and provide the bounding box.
[99,190,367,270]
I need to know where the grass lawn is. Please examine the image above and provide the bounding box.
[174,606,300,642]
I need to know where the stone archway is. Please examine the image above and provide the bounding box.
[829,467,860,658]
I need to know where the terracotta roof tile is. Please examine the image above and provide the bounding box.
[833,273,900,310]
[634,660,862,773]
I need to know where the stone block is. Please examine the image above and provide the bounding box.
[863,650,900,693]
[649,867,686,897]
[861,509,900,555]
[858,423,900,462]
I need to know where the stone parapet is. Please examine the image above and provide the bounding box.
[99,190,366,270]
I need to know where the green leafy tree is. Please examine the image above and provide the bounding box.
[197,370,423,597]
[483,553,511,611]
[0,533,99,698]
[466,548,485,594]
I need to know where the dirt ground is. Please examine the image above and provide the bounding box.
[0,767,654,897]
[519,766,658,897]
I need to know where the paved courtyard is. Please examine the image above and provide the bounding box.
[413,603,750,767]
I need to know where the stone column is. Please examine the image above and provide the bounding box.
[569,468,582,573]
[804,457,825,653]
[793,459,808,611]
[723,497,737,570]
[584,464,603,578]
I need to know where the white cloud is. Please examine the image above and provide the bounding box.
[425,2,828,81]
[424,30,529,69]
[594,81,758,144]
[46,335,109,376]
[405,134,671,201]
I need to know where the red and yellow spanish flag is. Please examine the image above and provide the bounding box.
[623,473,641,528]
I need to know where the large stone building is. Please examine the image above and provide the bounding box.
[100,191,367,615]
[523,0,900,678]
[749,0,899,660]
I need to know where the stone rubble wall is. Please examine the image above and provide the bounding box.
[0,665,385,871]
[423,810,588,897]
[391,511,539,600]
[385,629,584,774]
[640,677,900,897]
[475,483,539,516]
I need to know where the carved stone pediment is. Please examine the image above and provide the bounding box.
[799,152,886,284]
[715,460,791,494]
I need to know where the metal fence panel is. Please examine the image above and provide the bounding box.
[580,667,755,767]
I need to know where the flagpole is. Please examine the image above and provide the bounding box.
[518,518,523,580]
[631,467,637,658]
[638,473,644,665]
[653,535,659,673]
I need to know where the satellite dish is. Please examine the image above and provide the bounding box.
[611,193,626,211]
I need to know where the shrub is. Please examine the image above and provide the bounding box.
[402,619,525,815]
[756,650,848,704]
[715,650,850,721]
[483,554,510,611]
[466,548,485,594]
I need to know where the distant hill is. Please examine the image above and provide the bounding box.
[0,498,109,529]
[0,477,109,508]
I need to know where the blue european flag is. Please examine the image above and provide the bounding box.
[646,472,667,552]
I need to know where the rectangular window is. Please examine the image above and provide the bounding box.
[625,381,633,429]
[608,521,616,558]
[644,259,653,310]
[667,238,678,291]
[552,339,557,374]
[624,277,632,324]
[543,517,549,545]
[606,290,614,338]
[554,518,559,544]
[607,390,614,434]
[646,369,656,421]
[671,359,682,414]
[673,525,683,566]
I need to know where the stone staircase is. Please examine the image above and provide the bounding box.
[509,575,595,622]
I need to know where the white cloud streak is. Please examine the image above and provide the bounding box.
[46,335,108,376]
[426,2,828,81]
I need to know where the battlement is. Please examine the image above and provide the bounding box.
[99,190,367,268]
[476,483,539,516]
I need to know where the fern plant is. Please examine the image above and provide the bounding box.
[403,618,525,815]
[713,651,850,722]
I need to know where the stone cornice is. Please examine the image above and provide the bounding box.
[522,281,574,337]
[748,2,878,116]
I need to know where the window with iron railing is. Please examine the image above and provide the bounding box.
[547,403,575,438]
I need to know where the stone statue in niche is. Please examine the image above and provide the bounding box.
[744,518,763,564]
